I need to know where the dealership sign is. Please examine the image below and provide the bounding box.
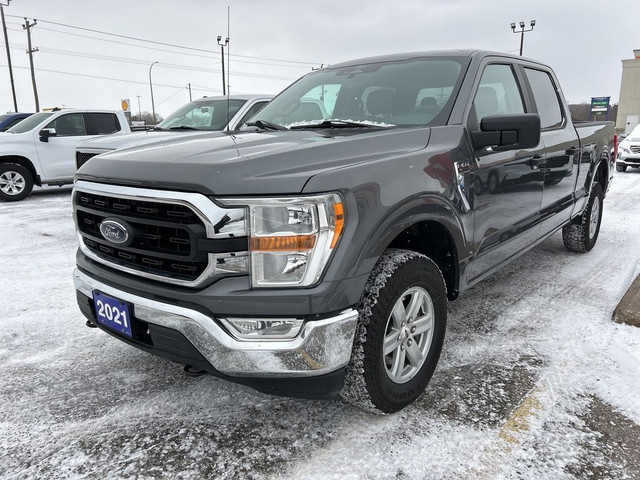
[590,96,610,113]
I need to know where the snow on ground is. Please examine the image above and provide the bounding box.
[1,175,639,479]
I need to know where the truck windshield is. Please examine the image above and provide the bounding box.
[247,57,467,129]
[155,99,247,131]
[7,112,53,133]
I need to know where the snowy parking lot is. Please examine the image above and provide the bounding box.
[2,174,640,479]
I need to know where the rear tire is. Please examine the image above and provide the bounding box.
[0,163,33,202]
[616,164,627,172]
[562,183,603,252]
[340,249,447,413]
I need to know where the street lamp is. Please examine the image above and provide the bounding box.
[511,20,536,56]
[148,61,159,125]
[217,35,228,95]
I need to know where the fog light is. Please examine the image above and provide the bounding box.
[220,317,304,340]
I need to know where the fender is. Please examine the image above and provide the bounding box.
[0,155,41,186]
[351,193,471,294]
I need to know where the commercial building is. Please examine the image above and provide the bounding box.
[616,49,640,135]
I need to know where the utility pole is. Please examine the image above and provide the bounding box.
[23,17,39,111]
[217,35,228,95]
[136,95,141,120]
[1,1,17,111]
[188,83,192,102]
[510,20,536,56]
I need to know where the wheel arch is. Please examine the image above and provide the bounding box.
[0,155,40,186]
[354,195,468,301]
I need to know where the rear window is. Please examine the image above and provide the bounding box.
[88,113,121,134]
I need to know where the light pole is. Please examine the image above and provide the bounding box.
[217,35,228,95]
[136,95,141,121]
[511,20,536,56]
[148,61,159,124]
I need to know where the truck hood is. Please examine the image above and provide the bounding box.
[76,128,431,195]
[76,130,214,152]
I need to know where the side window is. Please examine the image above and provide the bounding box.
[473,64,525,122]
[524,68,563,129]
[236,101,268,127]
[45,113,87,136]
[88,113,121,135]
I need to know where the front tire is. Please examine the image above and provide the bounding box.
[0,163,34,202]
[341,249,447,413]
[616,164,627,172]
[562,183,603,252]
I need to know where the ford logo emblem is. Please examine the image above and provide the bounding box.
[99,218,131,245]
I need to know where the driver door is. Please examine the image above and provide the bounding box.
[35,113,94,181]
[468,62,545,282]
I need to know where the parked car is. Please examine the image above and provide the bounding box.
[72,50,614,413]
[75,95,272,169]
[616,125,640,171]
[0,109,131,201]
[0,112,33,132]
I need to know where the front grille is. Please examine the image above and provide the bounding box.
[631,146,640,154]
[76,151,100,169]
[73,185,248,286]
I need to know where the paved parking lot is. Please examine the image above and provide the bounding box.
[1,176,639,480]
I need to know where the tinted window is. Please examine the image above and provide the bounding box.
[45,113,86,136]
[88,113,121,134]
[524,68,563,129]
[473,64,525,122]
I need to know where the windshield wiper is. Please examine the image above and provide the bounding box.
[246,120,289,131]
[289,120,395,130]
[167,126,200,131]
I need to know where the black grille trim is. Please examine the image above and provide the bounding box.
[73,188,247,285]
[76,151,100,169]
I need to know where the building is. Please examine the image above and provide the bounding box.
[616,49,640,135]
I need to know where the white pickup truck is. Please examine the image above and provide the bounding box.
[0,109,131,201]
[75,95,272,170]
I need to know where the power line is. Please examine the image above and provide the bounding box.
[0,62,219,92]
[5,13,322,66]
[1,40,300,81]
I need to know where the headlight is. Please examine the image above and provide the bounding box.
[619,145,631,158]
[218,194,344,287]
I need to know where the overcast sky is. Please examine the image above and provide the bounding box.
[0,0,637,118]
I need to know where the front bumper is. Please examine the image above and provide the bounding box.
[73,269,358,379]
[617,153,640,166]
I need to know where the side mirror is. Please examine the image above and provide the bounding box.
[39,128,57,143]
[472,114,540,151]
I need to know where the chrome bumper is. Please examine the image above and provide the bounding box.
[73,269,358,377]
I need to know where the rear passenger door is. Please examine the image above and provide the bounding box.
[521,67,580,235]
[468,61,545,282]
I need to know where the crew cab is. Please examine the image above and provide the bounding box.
[72,51,614,413]
[75,95,272,169]
[0,109,130,201]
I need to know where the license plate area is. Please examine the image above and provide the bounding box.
[92,291,133,339]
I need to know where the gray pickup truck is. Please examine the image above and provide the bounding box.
[72,50,614,413]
